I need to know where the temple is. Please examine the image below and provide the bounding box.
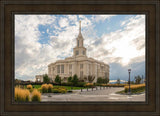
[36,21,109,83]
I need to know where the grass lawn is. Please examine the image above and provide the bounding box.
[24,85,87,90]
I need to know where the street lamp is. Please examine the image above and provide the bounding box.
[128,69,131,94]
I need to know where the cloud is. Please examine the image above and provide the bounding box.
[85,15,145,66]
[15,15,145,81]
[109,61,145,81]
[91,15,116,22]
[58,17,69,28]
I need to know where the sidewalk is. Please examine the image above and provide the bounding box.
[41,87,145,102]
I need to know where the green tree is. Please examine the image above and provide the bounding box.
[55,75,61,84]
[67,76,72,83]
[135,75,142,84]
[43,74,50,83]
[97,77,103,83]
[72,74,79,86]
[104,78,109,84]
[116,78,120,84]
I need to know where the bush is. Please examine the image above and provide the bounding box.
[31,89,41,102]
[55,75,61,84]
[61,82,67,86]
[15,87,30,102]
[41,84,48,93]
[67,76,72,83]
[52,89,59,93]
[37,88,42,92]
[97,77,109,84]
[85,83,94,87]
[72,74,78,86]
[27,84,33,92]
[48,84,53,93]
[59,88,67,94]
[66,82,73,86]
[124,84,145,93]
[52,87,67,94]
[27,84,32,89]
[75,82,86,87]
[105,84,128,87]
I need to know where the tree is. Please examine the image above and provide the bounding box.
[55,75,61,84]
[97,77,103,83]
[97,77,109,84]
[135,75,142,84]
[87,75,95,83]
[104,78,109,84]
[72,74,79,86]
[116,78,120,84]
[67,76,72,83]
[43,74,50,83]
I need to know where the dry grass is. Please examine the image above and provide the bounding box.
[27,84,32,89]
[41,84,48,93]
[31,89,41,102]
[48,84,53,93]
[15,87,30,102]
[85,83,93,86]
[106,84,128,87]
[124,84,145,93]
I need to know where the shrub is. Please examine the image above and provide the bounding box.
[48,84,53,93]
[55,75,61,84]
[41,84,48,93]
[52,87,67,93]
[97,77,109,84]
[15,87,30,102]
[61,82,67,86]
[52,89,59,93]
[72,74,78,86]
[85,83,94,87]
[59,88,67,94]
[67,76,72,83]
[37,88,42,92]
[101,84,107,86]
[75,82,86,87]
[27,84,32,89]
[31,89,41,102]
[66,82,73,86]
[26,84,33,92]
[124,84,145,93]
[106,84,128,87]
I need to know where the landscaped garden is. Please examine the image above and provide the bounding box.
[116,83,146,94]
[14,74,146,102]
[14,74,109,102]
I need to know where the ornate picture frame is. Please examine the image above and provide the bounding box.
[0,0,159,115]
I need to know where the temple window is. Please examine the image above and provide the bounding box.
[57,65,60,73]
[83,50,85,55]
[76,50,79,55]
[69,64,72,69]
[80,64,83,69]
[78,40,79,47]
[61,65,64,73]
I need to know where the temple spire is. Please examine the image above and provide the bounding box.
[79,20,81,34]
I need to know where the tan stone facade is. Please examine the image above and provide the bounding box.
[36,21,109,83]
[35,75,43,82]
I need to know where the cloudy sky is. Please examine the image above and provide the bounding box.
[15,14,145,82]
